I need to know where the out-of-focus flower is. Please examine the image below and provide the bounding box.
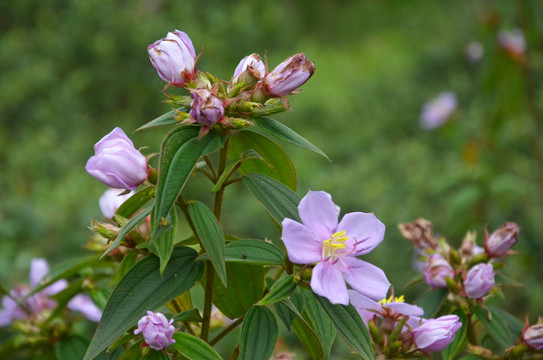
[281,191,390,305]
[466,41,484,63]
[398,218,438,250]
[148,30,197,85]
[523,323,543,350]
[264,54,315,97]
[232,53,266,86]
[413,315,462,352]
[485,222,520,257]
[464,263,495,299]
[67,294,102,322]
[423,254,454,288]
[272,353,296,360]
[0,258,67,326]
[86,127,148,191]
[99,188,134,219]
[134,311,176,351]
[498,29,526,57]
[189,89,224,127]
[420,92,457,130]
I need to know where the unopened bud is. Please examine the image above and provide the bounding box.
[398,218,438,249]
[523,323,543,350]
[485,222,519,257]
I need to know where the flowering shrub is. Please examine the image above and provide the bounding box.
[1,28,542,360]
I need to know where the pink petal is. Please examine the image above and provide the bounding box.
[348,289,382,312]
[341,257,390,301]
[310,261,349,305]
[337,212,385,255]
[29,258,49,287]
[298,191,339,242]
[281,219,322,264]
[386,302,424,317]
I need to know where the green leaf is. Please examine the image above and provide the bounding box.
[118,341,143,360]
[142,350,170,360]
[317,295,374,360]
[474,305,516,349]
[199,239,284,266]
[258,275,297,305]
[204,263,266,319]
[242,173,301,224]
[135,109,186,132]
[152,126,224,233]
[153,207,178,274]
[55,335,89,360]
[116,186,155,218]
[212,149,270,194]
[252,117,329,160]
[83,247,204,360]
[171,332,223,360]
[172,308,203,323]
[441,310,468,360]
[115,252,139,283]
[415,288,447,318]
[230,130,296,190]
[102,205,153,259]
[274,292,305,331]
[292,317,326,360]
[300,288,336,358]
[189,201,226,286]
[239,306,278,360]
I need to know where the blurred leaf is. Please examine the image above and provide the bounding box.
[317,295,373,360]
[115,252,138,283]
[441,310,468,360]
[135,109,187,132]
[415,288,447,318]
[474,305,516,349]
[83,247,204,360]
[199,239,284,266]
[48,279,83,322]
[300,288,336,358]
[242,173,301,224]
[142,350,170,360]
[55,335,89,360]
[230,130,296,190]
[171,332,222,360]
[487,306,524,338]
[152,126,224,234]
[189,201,226,286]
[116,186,155,218]
[239,306,278,360]
[252,117,329,160]
[172,308,203,323]
[258,275,297,305]
[118,341,143,360]
[167,291,193,314]
[106,333,135,358]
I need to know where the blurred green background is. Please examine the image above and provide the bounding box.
[1,0,542,348]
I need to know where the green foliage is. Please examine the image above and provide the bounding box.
[239,306,278,360]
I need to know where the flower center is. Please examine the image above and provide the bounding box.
[322,230,348,263]
[378,295,405,305]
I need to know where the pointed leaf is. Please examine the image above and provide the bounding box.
[252,117,329,160]
[199,239,284,266]
[135,109,187,132]
[83,247,204,360]
[300,288,336,358]
[152,126,224,233]
[258,275,297,305]
[153,207,178,274]
[55,335,89,360]
[172,308,203,323]
[441,310,468,360]
[291,317,326,360]
[171,332,222,360]
[189,201,226,286]
[116,186,155,218]
[239,306,278,360]
[415,288,447,318]
[242,173,301,224]
[474,305,516,349]
[487,306,523,337]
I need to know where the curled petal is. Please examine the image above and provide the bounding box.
[341,257,390,301]
[337,212,385,255]
[311,261,349,305]
[281,219,322,264]
[298,191,339,242]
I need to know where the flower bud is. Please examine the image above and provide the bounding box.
[86,128,148,190]
[134,311,176,351]
[99,188,134,219]
[420,92,457,130]
[232,53,266,87]
[148,30,197,85]
[423,254,455,288]
[398,218,438,250]
[464,263,495,299]
[413,315,462,352]
[190,89,224,127]
[485,222,519,257]
[498,29,526,57]
[264,53,315,97]
[523,323,543,350]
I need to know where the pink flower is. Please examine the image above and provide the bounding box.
[233,53,266,81]
[485,222,519,257]
[464,263,495,299]
[281,191,390,305]
[189,89,224,127]
[413,315,462,352]
[423,254,454,288]
[148,30,197,85]
[523,323,543,350]
[420,92,457,130]
[498,29,526,56]
[86,127,148,190]
[67,294,102,322]
[134,311,176,351]
[99,188,134,219]
[264,54,315,97]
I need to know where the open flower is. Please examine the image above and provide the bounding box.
[464,263,495,299]
[420,92,457,130]
[413,315,462,352]
[148,30,197,85]
[67,294,102,322]
[281,191,390,305]
[134,311,176,351]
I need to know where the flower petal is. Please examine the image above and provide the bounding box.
[348,289,382,312]
[310,261,349,305]
[341,257,390,301]
[298,191,339,242]
[29,258,49,287]
[281,218,322,264]
[386,302,424,317]
[337,212,385,255]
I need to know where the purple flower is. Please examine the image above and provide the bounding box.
[148,30,197,85]
[86,127,148,190]
[99,188,134,219]
[67,294,102,322]
[413,315,462,352]
[190,89,224,127]
[264,53,315,97]
[464,263,495,299]
[134,311,176,351]
[420,92,457,130]
[281,191,390,305]
[233,53,266,81]
[523,323,543,350]
[498,29,526,56]
[485,222,520,257]
[0,258,67,326]
[423,254,454,288]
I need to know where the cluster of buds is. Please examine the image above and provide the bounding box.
[399,219,520,304]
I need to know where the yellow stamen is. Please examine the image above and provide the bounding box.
[378,295,405,305]
[322,230,349,261]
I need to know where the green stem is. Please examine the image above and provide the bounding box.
[229,344,240,360]
[204,155,217,179]
[213,138,230,222]
[209,316,245,346]
[183,321,196,337]
[175,195,204,250]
